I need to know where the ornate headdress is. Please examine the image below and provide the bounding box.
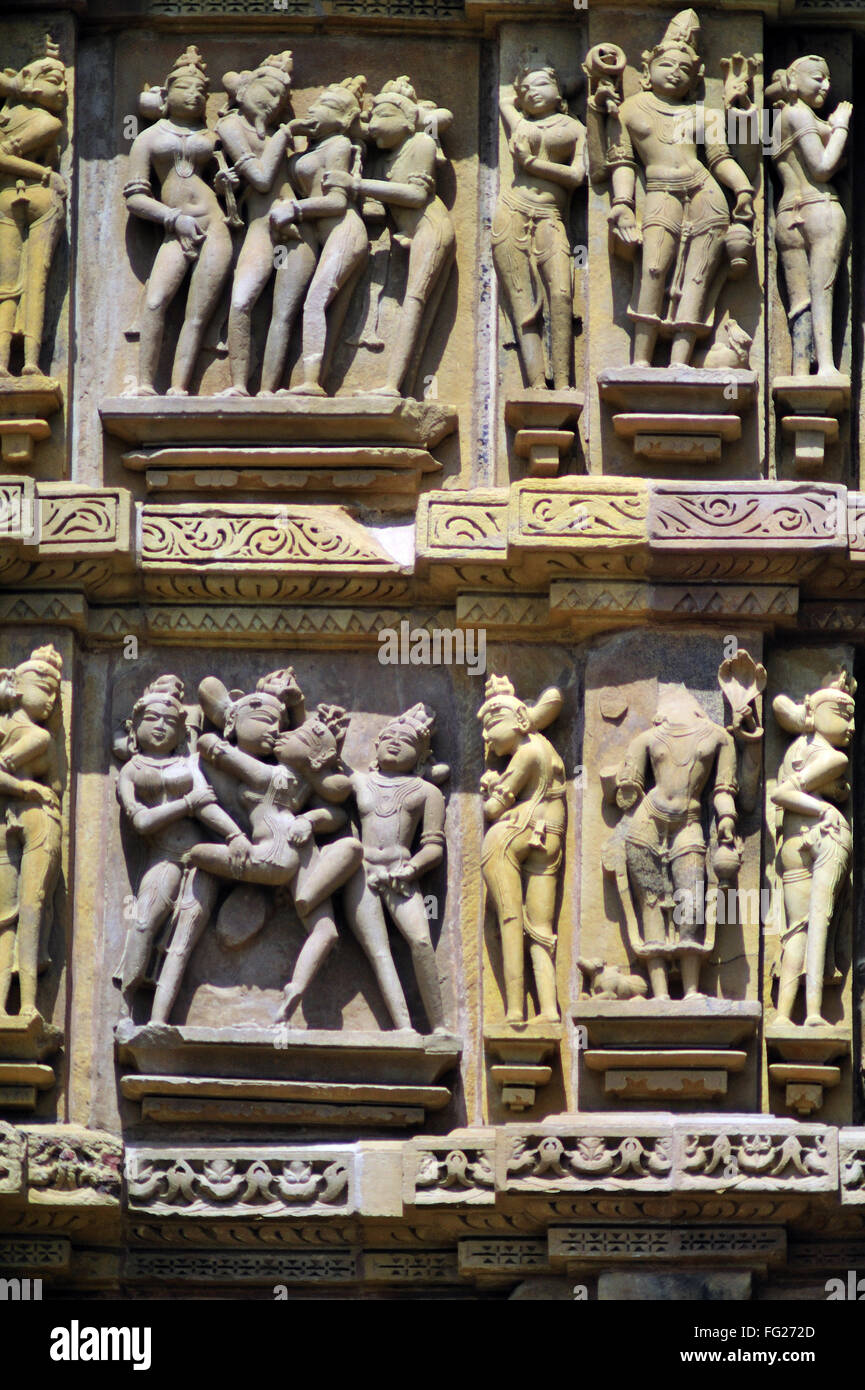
[15,644,63,692]
[375,703,436,766]
[372,75,419,120]
[166,45,209,90]
[641,9,703,91]
[131,674,185,724]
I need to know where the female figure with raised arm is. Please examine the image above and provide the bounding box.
[771,673,855,1025]
[492,63,585,390]
[0,646,62,1019]
[322,77,455,397]
[343,705,447,1032]
[767,56,851,379]
[215,51,295,396]
[0,37,67,378]
[114,676,244,1023]
[124,46,233,396]
[265,76,368,396]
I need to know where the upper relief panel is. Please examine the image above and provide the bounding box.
[0,19,74,480]
[77,30,480,495]
[585,8,765,480]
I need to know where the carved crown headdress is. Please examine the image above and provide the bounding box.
[641,9,703,88]
[15,644,63,689]
[166,45,209,89]
[132,674,186,721]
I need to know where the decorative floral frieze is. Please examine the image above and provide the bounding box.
[125,1149,353,1217]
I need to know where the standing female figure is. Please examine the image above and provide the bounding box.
[0,37,67,378]
[114,676,242,1023]
[124,46,233,396]
[0,646,63,1020]
[492,63,585,390]
[771,674,855,1025]
[323,77,455,396]
[265,76,368,396]
[216,51,295,396]
[767,56,851,379]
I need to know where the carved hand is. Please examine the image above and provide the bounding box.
[830,101,853,131]
[174,213,205,244]
[288,816,313,847]
[17,779,56,806]
[510,131,539,172]
[717,815,737,844]
[732,191,754,224]
[186,784,218,813]
[198,733,228,762]
[608,204,641,248]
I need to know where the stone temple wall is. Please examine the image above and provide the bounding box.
[3,0,865,1304]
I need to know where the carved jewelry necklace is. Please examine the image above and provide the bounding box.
[368,771,416,817]
[161,121,205,178]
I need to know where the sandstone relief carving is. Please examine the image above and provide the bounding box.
[124,46,234,397]
[344,704,448,1033]
[770,670,854,1026]
[602,650,764,1001]
[123,52,456,402]
[593,10,755,368]
[0,36,67,381]
[493,60,585,390]
[767,56,849,382]
[266,75,370,396]
[478,675,565,1024]
[0,644,63,1022]
[322,77,455,397]
[115,671,451,1035]
[215,51,296,397]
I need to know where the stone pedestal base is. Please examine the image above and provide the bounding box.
[0,378,62,466]
[773,377,850,474]
[0,1014,63,1111]
[766,1021,849,1117]
[505,392,583,477]
[100,395,457,504]
[599,367,756,467]
[484,1020,561,1111]
[574,999,760,1106]
[116,1022,461,1128]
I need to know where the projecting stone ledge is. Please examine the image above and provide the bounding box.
[99,395,457,500]
[115,1022,462,1128]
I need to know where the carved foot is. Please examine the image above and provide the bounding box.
[505,1009,524,1025]
[122,384,158,398]
[805,1013,828,1027]
[276,983,303,1023]
[216,385,250,398]
[286,382,327,397]
[257,389,275,398]
[166,386,189,398]
[365,385,401,398]
[20,363,42,377]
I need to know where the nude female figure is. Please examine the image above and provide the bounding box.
[215,51,295,396]
[188,715,362,1023]
[0,646,63,1019]
[264,76,369,395]
[771,675,854,1025]
[114,676,243,1023]
[124,45,233,396]
[323,77,456,396]
[767,56,851,379]
[492,64,585,390]
[0,38,67,378]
